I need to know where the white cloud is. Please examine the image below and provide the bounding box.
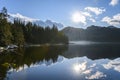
[85,7,106,15]
[102,16,111,24]
[103,58,120,72]
[83,69,92,74]
[81,11,96,23]
[86,71,106,79]
[109,0,119,6]
[9,13,40,22]
[71,11,96,25]
[82,12,92,17]
[90,63,96,68]
[71,7,105,25]
[89,18,96,22]
[102,13,120,26]
[73,61,87,73]
[72,11,87,25]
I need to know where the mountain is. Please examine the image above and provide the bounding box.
[107,26,117,28]
[9,15,64,29]
[62,25,120,42]
[33,20,64,29]
[61,27,84,40]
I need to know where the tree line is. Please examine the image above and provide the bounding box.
[0,7,68,46]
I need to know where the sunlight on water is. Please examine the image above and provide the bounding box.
[69,41,98,45]
[5,55,120,80]
[73,64,80,73]
[73,62,87,73]
[1,44,120,80]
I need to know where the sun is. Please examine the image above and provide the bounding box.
[71,11,86,24]
[72,12,83,23]
[72,12,81,23]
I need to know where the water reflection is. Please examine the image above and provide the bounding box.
[64,42,120,59]
[1,42,120,80]
[6,56,120,80]
[0,45,68,80]
[73,62,87,73]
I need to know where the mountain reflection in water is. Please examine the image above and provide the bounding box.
[5,56,120,80]
[0,41,120,80]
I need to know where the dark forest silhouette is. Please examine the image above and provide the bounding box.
[62,25,120,42]
[0,7,68,46]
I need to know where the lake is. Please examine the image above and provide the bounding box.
[1,41,120,80]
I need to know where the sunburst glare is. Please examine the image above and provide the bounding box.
[73,62,87,73]
[71,11,86,23]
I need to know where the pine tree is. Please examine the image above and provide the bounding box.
[0,7,12,46]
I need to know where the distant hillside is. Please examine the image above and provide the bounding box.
[61,27,84,40]
[62,25,120,42]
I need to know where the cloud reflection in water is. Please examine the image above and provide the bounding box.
[7,56,120,80]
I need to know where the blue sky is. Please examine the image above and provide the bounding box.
[0,0,120,28]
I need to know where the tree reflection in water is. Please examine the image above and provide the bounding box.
[0,45,68,80]
[1,42,120,80]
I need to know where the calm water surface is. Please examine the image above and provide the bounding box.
[1,41,120,80]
